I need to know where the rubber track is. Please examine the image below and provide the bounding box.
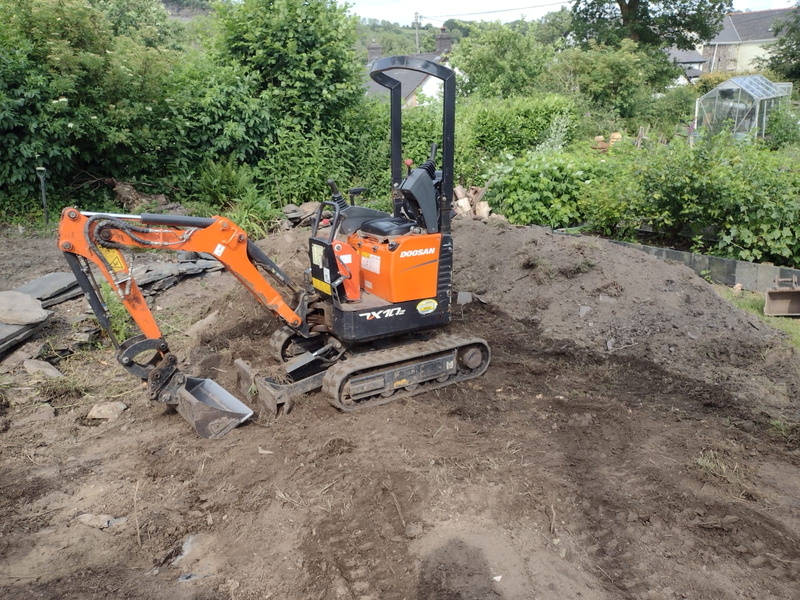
[322,334,490,412]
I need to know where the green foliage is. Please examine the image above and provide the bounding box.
[90,0,176,46]
[100,281,134,341]
[543,40,679,120]
[487,149,597,228]
[216,0,361,130]
[575,132,800,265]
[355,19,436,58]
[571,0,732,50]
[577,143,642,237]
[695,71,731,95]
[450,23,553,98]
[757,7,800,82]
[195,154,258,208]
[765,104,800,150]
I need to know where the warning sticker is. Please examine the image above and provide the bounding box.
[213,243,226,257]
[323,267,331,284]
[98,247,126,272]
[361,252,380,274]
[311,244,324,267]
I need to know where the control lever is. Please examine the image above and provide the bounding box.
[326,179,348,211]
[428,143,438,163]
[348,187,367,206]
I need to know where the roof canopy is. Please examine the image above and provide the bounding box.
[704,74,790,101]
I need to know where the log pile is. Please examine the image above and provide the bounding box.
[453,179,495,220]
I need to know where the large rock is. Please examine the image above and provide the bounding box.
[0,291,51,325]
[87,401,128,420]
[23,359,63,379]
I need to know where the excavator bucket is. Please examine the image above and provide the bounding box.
[175,377,253,439]
[764,276,800,317]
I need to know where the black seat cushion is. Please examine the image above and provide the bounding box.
[339,206,391,236]
[359,217,415,237]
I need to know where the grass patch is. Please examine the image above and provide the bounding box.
[716,286,800,350]
[36,377,90,406]
[769,419,800,444]
[695,449,741,483]
[100,281,134,341]
[559,258,595,278]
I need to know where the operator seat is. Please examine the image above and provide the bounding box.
[358,156,441,237]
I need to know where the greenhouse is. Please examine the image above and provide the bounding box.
[695,75,792,139]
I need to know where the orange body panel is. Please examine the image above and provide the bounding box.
[58,209,303,340]
[346,232,441,303]
[332,241,361,301]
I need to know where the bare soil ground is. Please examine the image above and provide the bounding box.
[1,219,799,600]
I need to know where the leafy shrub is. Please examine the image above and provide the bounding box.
[194,155,258,208]
[765,104,800,150]
[578,143,642,237]
[575,132,800,266]
[487,149,597,228]
[216,0,362,130]
[450,23,553,98]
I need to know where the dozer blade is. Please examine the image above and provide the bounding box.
[764,276,800,317]
[175,377,253,439]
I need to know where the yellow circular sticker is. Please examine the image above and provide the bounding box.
[416,299,438,315]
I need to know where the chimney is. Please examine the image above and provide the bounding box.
[435,27,452,55]
[367,40,382,64]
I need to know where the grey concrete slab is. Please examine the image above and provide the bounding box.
[690,253,709,274]
[757,265,780,291]
[734,260,759,290]
[15,272,77,300]
[708,256,737,286]
[0,320,48,356]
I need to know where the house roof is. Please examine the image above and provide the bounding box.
[365,52,443,101]
[708,8,795,44]
[667,47,707,64]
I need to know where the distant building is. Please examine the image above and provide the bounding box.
[365,28,453,107]
[667,47,708,83]
[702,8,796,72]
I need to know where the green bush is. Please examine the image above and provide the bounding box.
[575,133,800,266]
[765,104,800,150]
[487,149,597,228]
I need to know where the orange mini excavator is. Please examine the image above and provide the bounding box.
[57,57,490,438]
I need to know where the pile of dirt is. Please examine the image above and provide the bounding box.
[451,218,798,421]
[2,222,800,600]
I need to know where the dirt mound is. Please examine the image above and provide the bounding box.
[2,223,800,600]
[452,218,797,421]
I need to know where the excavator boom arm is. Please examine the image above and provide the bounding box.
[58,209,305,341]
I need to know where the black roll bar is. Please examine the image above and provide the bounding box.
[369,56,456,236]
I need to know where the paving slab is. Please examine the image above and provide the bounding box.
[0,291,51,325]
[15,272,78,301]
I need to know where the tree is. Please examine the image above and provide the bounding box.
[449,23,553,98]
[757,5,800,81]
[541,39,679,118]
[571,0,732,49]
[534,7,574,47]
[216,0,362,129]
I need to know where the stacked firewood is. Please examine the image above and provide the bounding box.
[453,179,493,219]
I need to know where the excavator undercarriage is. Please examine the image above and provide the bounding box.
[57,56,491,438]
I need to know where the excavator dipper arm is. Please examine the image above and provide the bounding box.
[58,209,306,337]
[57,208,309,438]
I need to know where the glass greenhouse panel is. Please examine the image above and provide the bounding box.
[695,76,792,139]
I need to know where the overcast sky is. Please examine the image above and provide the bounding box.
[348,0,796,29]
